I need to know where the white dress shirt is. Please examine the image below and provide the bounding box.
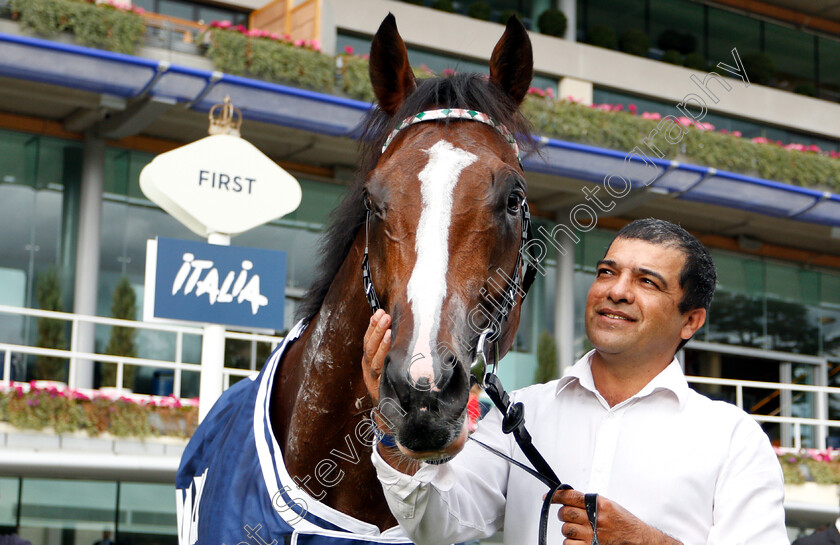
[371,350,788,545]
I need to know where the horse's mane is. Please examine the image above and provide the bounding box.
[295,73,536,322]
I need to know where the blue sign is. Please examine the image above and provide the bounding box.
[148,237,286,330]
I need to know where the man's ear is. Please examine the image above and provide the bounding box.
[680,308,706,341]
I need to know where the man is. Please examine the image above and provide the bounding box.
[793,514,840,544]
[362,218,788,545]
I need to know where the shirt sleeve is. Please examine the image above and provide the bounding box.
[705,411,789,545]
[370,405,512,545]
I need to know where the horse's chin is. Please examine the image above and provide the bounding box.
[397,416,470,464]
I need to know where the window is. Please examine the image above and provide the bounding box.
[704,7,761,66]
[648,0,704,56]
[764,21,815,83]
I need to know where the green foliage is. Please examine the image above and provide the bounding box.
[1,386,198,438]
[34,268,67,382]
[203,29,334,91]
[340,55,375,102]
[102,276,138,390]
[431,0,455,13]
[534,332,558,384]
[537,8,567,38]
[11,0,145,54]
[683,52,708,71]
[619,29,649,57]
[249,38,334,91]
[586,24,617,50]
[201,27,249,74]
[520,96,840,193]
[741,51,776,85]
[778,453,840,485]
[466,1,492,21]
[661,49,682,65]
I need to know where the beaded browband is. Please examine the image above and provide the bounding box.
[381,108,521,166]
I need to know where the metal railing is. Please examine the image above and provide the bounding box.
[0,304,282,398]
[2,304,839,448]
[686,375,840,450]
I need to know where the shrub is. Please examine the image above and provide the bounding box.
[249,37,334,91]
[11,0,145,54]
[102,277,138,390]
[661,49,682,65]
[534,332,558,384]
[657,29,696,54]
[585,24,617,50]
[684,52,708,71]
[201,26,249,74]
[537,8,567,38]
[466,1,492,20]
[431,0,455,12]
[741,51,776,85]
[619,29,649,57]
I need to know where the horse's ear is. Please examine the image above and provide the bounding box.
[489,16,533,106]
[369,14,417,117]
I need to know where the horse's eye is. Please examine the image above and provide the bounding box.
[507,192,523,214]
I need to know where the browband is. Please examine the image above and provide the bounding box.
[381,108,521,166]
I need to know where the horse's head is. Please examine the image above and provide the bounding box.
[365,14,534,462]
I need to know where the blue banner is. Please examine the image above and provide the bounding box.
[150,237,286,330]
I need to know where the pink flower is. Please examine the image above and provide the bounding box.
[641,112,661,120]
[751,136,770,144]
[343,45,354,55]
[731,131,742,137]
[131,6,145,14]
[702,122,715,131]
[676,116,693,127]
[628,104,637,115]
[294,39,305,47]
[545,87,555,99]
[361,53,369,60]
[309,39,320,51]
[270,32,282,41]
[442,68,456,76]
[284,34,291,41]
[233,24,247,34]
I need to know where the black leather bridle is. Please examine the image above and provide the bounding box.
[361,112,594,545]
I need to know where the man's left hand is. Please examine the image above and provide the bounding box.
[551,489,682,545]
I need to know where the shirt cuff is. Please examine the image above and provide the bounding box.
[371,444,449,500]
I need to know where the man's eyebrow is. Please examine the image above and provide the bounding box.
[638,267,668,289]
[595,259,615,269]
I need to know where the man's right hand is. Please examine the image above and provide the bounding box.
[362,309,391,405]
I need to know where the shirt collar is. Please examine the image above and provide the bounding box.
[556,349,690,409]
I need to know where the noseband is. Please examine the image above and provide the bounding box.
[361,109,579,545]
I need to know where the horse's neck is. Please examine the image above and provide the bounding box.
[271,237,396,530]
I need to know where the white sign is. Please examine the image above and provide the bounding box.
[139,134,302,237]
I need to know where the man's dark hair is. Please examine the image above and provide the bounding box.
[611,218,717,350]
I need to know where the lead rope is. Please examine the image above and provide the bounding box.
[471,363,572,545]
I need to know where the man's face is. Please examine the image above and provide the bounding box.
[585,237,703,363]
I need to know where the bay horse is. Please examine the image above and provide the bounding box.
[271,14,535,531]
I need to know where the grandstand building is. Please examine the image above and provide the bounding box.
[0,0,838,542]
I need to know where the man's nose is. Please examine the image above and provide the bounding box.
[607,273,634,304]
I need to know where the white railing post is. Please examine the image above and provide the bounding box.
[735,384,743,410]
[116,360,124,391]
[3,350,11,383]
[174,331,183,398]
[794,422,802,450]
[68,317,79,390]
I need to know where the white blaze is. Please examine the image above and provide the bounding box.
[406,140,477,386]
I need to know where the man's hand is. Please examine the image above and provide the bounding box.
[552,489,682,545]
[362,309,391,405]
